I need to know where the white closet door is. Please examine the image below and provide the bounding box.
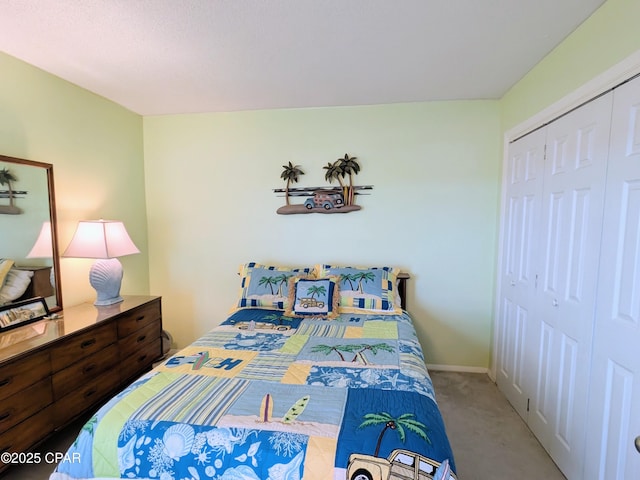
[496,128,546,419]
[527,92,612,479]
[585,76,640,479]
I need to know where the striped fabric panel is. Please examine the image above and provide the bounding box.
[400,352,429,377]
[296,322,346,338]
[130,374,249,425]
[342,288,393,311]
[236,352,296,381]
[193,331,238,347]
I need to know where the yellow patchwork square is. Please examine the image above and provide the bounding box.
[303,436,337,480]
[281,363,312,385]
[344,326,363,338]
[155,346,256,378]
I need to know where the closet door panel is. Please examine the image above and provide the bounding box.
[496,128,546,418]
[528,92,612,479]
[586,76,640,480]
[531,319,553,425]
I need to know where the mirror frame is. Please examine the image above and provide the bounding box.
[0,154,62,312]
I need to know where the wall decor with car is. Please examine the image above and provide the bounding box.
[274,153,372,215]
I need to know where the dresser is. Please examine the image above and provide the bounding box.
[0,295,162,472]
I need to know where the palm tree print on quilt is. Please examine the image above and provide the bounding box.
[298,336,398,366]
[335,388,455,471]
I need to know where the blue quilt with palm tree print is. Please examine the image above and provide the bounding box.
[50,308,456,480]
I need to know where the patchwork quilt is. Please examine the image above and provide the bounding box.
[50,309,456,480]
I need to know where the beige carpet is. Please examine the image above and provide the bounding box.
[1,371,565,479]
[430,370,566,479]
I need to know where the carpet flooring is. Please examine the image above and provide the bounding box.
[1,371,566,479]
[430,370,566,479]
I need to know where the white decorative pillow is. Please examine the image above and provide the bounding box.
[0,268,34,305]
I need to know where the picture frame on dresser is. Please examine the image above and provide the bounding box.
[0,297,49,332]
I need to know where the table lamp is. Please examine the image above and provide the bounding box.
[62,219,140,305]
[25,221,55,297]
[26,221,53,258]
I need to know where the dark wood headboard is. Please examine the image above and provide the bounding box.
[398,272,410,310]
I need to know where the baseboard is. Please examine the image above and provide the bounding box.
[427,364,489,374]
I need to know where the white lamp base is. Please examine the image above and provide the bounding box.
[89,258,124,306]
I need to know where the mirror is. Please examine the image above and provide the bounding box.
[0,154,62,312]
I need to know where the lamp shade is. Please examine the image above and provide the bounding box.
[62,220,139,306]
[27,221,53,258]
[62,220,139,259]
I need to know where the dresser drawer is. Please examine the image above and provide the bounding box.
[0,349,50,402]
[0,405,54,461]
[0,378,52,435]
[120,337,162,384]
[51,322,117,372]
[117,300,161,338]
[120,320,161,359]
[52,343,119,400]
[55,367,120,427]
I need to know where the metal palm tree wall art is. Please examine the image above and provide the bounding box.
[280,162,304,206]
[0,167,26,215]
[275,154,372,215]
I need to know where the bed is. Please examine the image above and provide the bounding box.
[50,263,457,480]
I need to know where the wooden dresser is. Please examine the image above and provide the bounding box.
[0,295,162,472]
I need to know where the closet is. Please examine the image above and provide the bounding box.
[496,74,640,479]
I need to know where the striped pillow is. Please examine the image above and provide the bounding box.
[234,263,313,311]
[314,265,402,314]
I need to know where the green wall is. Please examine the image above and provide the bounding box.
[502,0,640,130]
[0,52,150,307]
[143,102,502,367]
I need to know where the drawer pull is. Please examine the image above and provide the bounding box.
[84,388,97,399]
[136,315,145,322]
[81,338,96,349]
[0,412,11,422]
[0,377,11,388]
[138,354,148,363]
[137,334,147,343]
[83,363,97,375]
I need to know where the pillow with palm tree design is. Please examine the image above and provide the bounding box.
[285,276,340,319]
[315,265,403,314]
[234,262,314,311]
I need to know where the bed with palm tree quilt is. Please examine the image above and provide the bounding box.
[50,264,457,480]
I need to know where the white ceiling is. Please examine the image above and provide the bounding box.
[0,0,605,116]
